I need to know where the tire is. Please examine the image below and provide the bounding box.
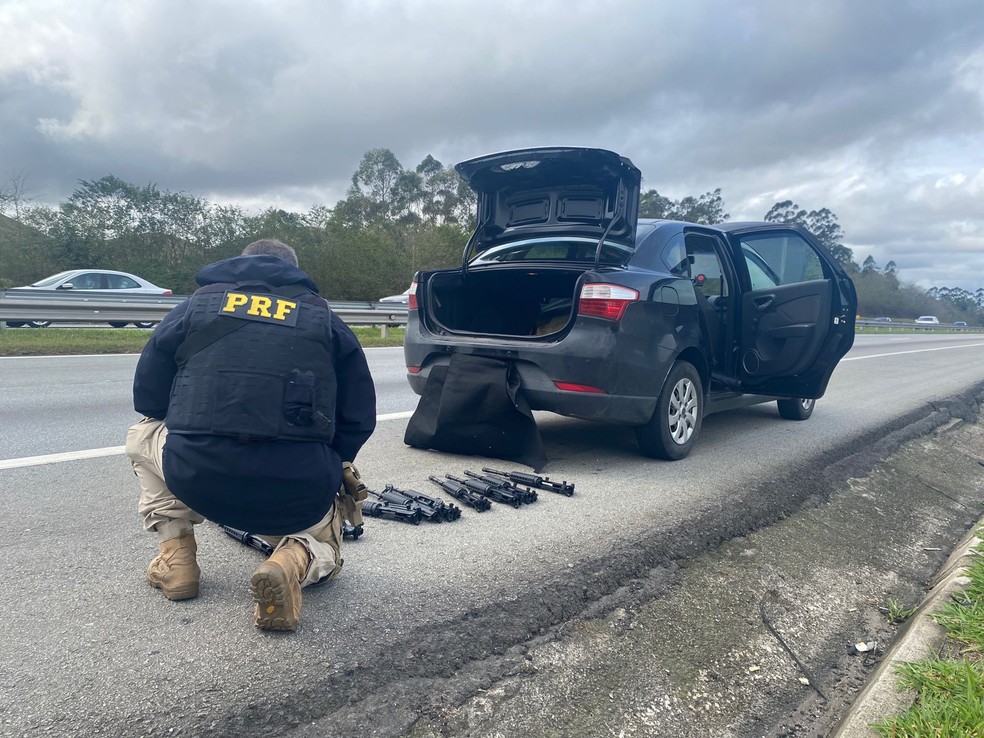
[635,360,703,460]
[27,320,51,328]
[108,321,129,328]
[134,321,158,329]
[777,397,815,421]
[5,322,26,328]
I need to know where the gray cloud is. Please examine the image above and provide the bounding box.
[1,0,982,290]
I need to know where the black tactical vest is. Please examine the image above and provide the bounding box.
[165,282,337,443]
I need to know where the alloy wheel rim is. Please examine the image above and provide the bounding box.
[668,377,699,445]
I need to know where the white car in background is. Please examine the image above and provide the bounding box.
[914,315,940,326]
[377,286,413,306]
[5,269,173,328]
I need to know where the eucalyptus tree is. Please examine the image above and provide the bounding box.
[764,200,855,268]
[638,187,728,224]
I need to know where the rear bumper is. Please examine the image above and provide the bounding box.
[406,353,658,425]
[404,301,704,426]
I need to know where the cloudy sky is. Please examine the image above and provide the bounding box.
[1,0,982,291]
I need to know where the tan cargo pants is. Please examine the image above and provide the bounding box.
[125,417,343,587]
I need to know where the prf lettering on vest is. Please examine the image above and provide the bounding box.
[220,290,301,326]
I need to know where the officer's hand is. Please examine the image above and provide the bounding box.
[341,462,369,501]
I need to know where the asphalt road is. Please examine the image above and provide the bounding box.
[3,334,984,737]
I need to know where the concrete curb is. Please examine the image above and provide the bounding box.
[831,527,982,737]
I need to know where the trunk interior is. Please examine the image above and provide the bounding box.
[426,267,586,338]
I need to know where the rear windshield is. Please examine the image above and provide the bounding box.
[472,237,633,265]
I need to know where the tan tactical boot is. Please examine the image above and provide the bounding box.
[146,529,200,601]
[250,539,310,631]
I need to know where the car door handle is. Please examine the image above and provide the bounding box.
[752,295,775,311]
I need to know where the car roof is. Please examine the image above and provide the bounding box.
[638,218,796,234]
[63,269,139,276]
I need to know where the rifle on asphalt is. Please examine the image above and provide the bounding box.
[342,523,364,540]
[445,473,523,508]
[219,523,363,557]
[481,466,575,496]
[361,498,422,525]
[427,476,492,512]
[220,524,274,556]
[463,469,538,504]
[374,484,462,522]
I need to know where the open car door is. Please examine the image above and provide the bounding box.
[732,226,856,399]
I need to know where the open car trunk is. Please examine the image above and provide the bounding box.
[424,266,586,338]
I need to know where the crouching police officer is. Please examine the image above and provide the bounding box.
[125,238,376,632]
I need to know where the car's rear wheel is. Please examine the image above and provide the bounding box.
[636,360,703,460]
[777,397,815,421]
[27,320,51,328]
[134,321,158,329]
[108,321,129,328]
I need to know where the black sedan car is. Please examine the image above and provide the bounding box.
[404,147,857,460]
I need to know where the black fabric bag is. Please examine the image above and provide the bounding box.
[404,354,547,471]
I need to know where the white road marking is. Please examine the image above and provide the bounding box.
[841,342,984,361]
[0,446,127,469]
[377,410,414,421]
[1,411,417,469]
[0,353,138,360]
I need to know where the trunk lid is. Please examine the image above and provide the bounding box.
[455,147,642,266]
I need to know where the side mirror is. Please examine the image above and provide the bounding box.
[57,282,74,290]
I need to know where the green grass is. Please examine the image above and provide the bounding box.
[350,325,406,348]
[887,598,919,625]
[873,540,984,736]
[0,327,153,355]
[0,325,406,356]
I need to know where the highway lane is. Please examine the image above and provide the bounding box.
[0,346,417,462]
[2,334,983,463]
[3,334,984,736]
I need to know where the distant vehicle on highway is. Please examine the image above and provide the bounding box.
[953,321,968,328]
[914,315,940,326]
[872,317,892,323]
[5,269,172,329]
[377,287,413,306]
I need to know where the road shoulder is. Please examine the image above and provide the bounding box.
[389,394,984,737]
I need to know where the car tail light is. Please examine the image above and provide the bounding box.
[407,366,421,374]
[554,381,606,394]
[577,283,639,322]
[163,289,173,295]
[408,280,419,310]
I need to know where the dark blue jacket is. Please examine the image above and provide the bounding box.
[133,255,377,534]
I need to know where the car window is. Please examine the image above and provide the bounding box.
[684,234,729,299]
[738,233,825,286]
[742,246,781,290]
[474,237,632,264]
[105,274,140,289]
[71,273,106,289]
[661,234,688,276]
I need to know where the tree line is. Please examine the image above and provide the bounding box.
[1,150,981,324]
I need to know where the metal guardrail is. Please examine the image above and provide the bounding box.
[2,292,974,334]
[855,319,977,331]
[0,289,409,329]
